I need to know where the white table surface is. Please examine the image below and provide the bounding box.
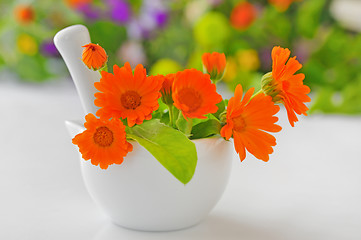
[1,76,361,240]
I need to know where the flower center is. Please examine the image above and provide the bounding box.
[233,115,247,132]
[178,88,202,112]
[121,90,142,110]
[93,126,114,147]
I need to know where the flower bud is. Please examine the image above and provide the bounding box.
[82,43,108,71]
[202,52,226,83]
[160,74,175,105]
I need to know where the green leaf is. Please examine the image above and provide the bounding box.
[127,120,197,184]
[191,119,221,140]
[152,99,169,124]
[160,111,170,125]
[212,100,226,119]
[175,113,188,134]
[157,98,168,113]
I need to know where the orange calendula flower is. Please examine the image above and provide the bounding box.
[261,46,311,127]
[172,69,222,119]
[160,73,175,105]
[202,52,226,82]
[14,5,35,24]
[95,62,163,127]
[230,2,257,31]
[82,43,108,70]
[221,85,282,162]
[72,114,133,169]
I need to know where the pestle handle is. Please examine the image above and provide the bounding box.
[54,24,100,116]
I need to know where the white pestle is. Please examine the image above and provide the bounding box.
[54,24,100,115]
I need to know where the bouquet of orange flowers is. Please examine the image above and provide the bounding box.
[72,43,311,184]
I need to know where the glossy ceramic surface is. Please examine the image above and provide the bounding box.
[66,120,233,231]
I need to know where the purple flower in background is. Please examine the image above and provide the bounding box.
[126,0,169,40]
[127,19,145,40]
[41,41,59,57]
[259,47,272,71]
[128,14,155,40]
[154,10,168,28]
[76,3,100,21]
[106,0,131,24]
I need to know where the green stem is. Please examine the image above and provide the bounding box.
[168,105,174,127]
[172,107,180,128]
[98,63,108,74]
[251,89,263,100]
[185,118,193,136]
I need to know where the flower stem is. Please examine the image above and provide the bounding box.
[251,89,263,100]
[185,118,193,136]
[168,105,174,127]
[98,63,108,74]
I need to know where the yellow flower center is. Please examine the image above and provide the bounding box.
[121,91,142,110]
[178,88,202,112]
[93,126,114,147]
[233,115,247,132]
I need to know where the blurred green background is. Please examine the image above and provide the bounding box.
[1,0,361,114]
